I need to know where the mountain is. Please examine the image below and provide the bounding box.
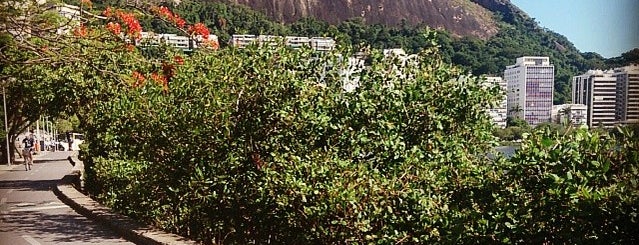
[221,0,506,39]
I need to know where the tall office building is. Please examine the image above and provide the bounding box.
[572,70,617,128]
[615,64,639,124]
[484,77,508,128]
[504,57,555,126]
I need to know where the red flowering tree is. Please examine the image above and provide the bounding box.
[0,0,212,162]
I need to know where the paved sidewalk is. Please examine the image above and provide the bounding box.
[0,150,55,172]
[2,151,199,244]
[0,151,135,244]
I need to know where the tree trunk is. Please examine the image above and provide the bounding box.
[1,139,10,164]
[1,135,19,164]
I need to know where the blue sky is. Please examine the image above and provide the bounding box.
[509,0,639,58]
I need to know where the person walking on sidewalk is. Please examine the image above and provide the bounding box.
[22,131,35,170]
[66,131,73,151]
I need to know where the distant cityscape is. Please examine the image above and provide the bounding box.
[485,58,638,129]
[56,3,639,129]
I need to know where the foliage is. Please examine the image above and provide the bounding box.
[164,0,289,46]
[493,126,528,141]
[506,117,529,128]
[55,115,80,133]
[0,0,94,162]
[606,48,639,68]
[497,126,639,243]
[81,39,511,243]
[82,40,639,244]
[0,0,214,163]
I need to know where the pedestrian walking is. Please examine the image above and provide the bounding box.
[66,131,73,151]
[22,131,35,170]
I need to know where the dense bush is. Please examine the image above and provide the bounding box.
[83,41,502,243]
[82,41,639,243]
[496,126,639,243]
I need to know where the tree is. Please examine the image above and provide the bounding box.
[1,0,89,163]
[0,0,215,163]
[508,104,523,120]
[621,48,639,64]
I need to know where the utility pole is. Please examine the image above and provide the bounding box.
[3,86,10,165]
[36,116,40,153]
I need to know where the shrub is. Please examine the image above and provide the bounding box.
[83,41,506,243]
[494,126,639,243]
[82,41,639,243]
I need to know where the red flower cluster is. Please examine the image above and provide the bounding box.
[73,24,88,37]
[156,6,186,28]
[115,11,142,39]
[189,23,210,40]
[103,7,141,39]
[102,6,112,17]
[126,44,135,52]
[174,56,184,65]
[132,71,146,87]
[201,39,220,50]
[134,56,184,92]
[151,72,169,92]
[106,22,121,35]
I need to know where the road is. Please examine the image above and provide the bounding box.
[0,151,133,245]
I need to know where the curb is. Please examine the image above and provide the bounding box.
[54,157,199,245]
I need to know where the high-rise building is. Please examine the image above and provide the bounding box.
[615,64,639,124]
[572,69,617,128]
[504,56,555,126]
[484,77,508,128]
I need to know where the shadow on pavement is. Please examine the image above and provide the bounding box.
[1,208,128,243]
[12,158,73,164]
[0,179,59,192]
[33,158,73,163]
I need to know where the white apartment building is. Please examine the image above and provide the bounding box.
[615,64,639,124]
[230,35,336,51]
[552,104,588,126]
[137,32,218,51]
[230,34,257,48]
[572,69,617,128]
[484,76,508,128]
[258,35,283,47]
[309,37,336,51]
[285,36,311,49]
[504,56,555,126]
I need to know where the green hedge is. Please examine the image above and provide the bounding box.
[82,43,638,244]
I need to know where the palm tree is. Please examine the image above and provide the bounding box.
[558,106,571,126]
[509,104,523,119]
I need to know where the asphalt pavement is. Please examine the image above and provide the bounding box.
[0,151,134,245]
